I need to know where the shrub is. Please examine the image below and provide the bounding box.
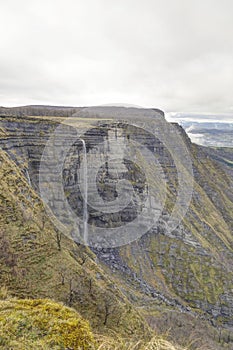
[0,298,96,349]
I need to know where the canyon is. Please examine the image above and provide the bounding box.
[0,106,233,349]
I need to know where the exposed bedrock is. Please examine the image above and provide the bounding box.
[0,109,233,329]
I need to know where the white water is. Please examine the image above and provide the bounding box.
[25,168,32,187]
[81,139,88,244]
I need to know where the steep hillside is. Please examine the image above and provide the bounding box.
[0,148,151,340]
[0,106,233,349]
[0,296,190,350]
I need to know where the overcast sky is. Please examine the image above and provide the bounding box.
[1,0,233,121]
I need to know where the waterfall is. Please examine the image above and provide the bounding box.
[25,168,32,187]
[81,139,88,244]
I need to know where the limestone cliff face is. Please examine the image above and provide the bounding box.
[1,107,233,347]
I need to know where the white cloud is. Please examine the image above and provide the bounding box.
[0,0,233,120]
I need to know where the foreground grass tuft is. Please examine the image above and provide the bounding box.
[95,334,187,350]
[0,298,95,349]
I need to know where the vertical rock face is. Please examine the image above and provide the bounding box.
[63,121,168,248]
[1,107,233,335]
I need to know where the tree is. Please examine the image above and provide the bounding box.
[54,228,62,251]
[102,293,118,326]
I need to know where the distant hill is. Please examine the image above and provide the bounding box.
[180,121,233,147]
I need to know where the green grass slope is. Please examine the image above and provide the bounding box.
[0,298,95,349]
[0,148,150,340]
[0,295,190,350]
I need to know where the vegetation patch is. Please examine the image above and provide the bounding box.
[0,298,96,349]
